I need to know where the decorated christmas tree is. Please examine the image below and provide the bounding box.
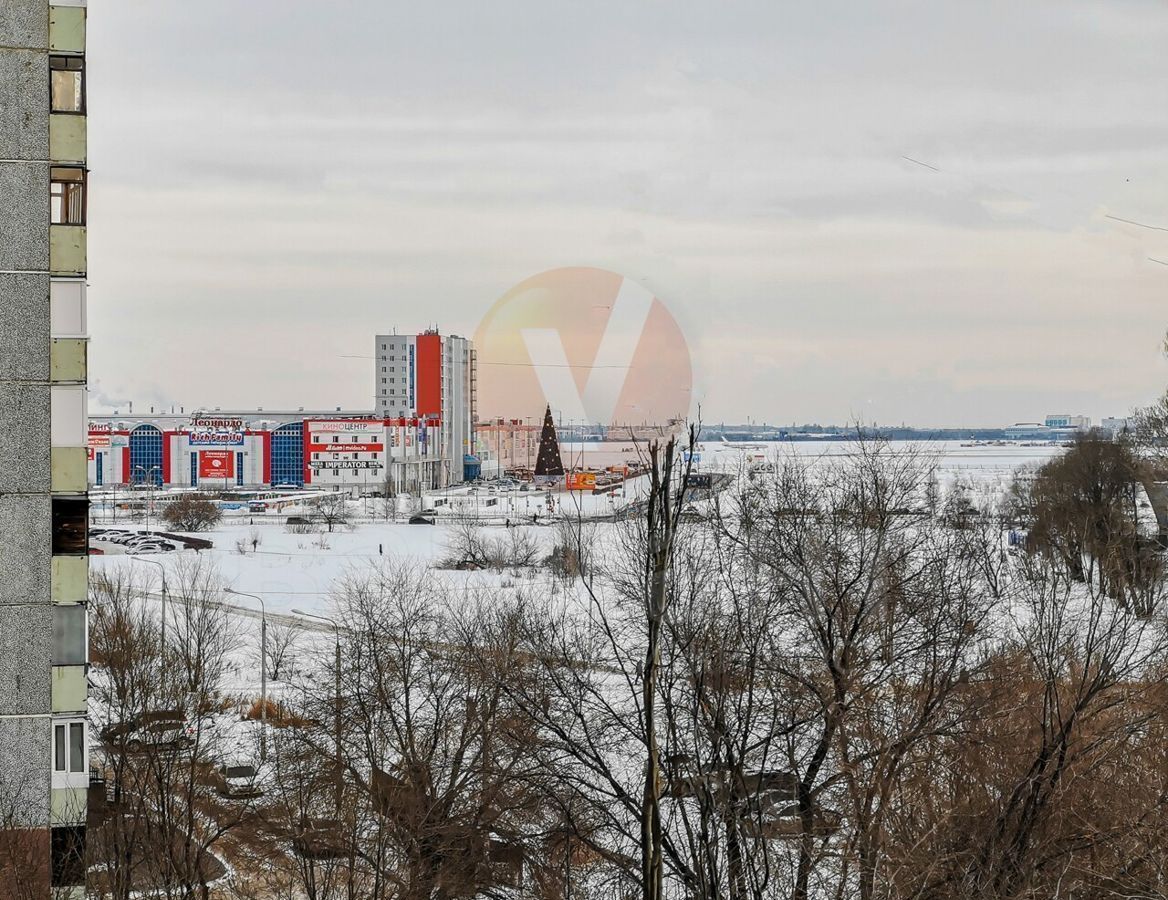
[533,404,565,477]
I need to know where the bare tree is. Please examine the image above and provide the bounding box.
[442,520,540,571]
[273,563,544,899]
[894,552,1168,899]
[266,619,304,682]
[166,555,243,697]
[380,473,397,522]
[1014,431,1165,614]
[316,494,350,534]
[89,562,260,900]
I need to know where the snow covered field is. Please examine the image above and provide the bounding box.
[90,441,1064,622]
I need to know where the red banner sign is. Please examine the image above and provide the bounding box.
[199,450,235,479]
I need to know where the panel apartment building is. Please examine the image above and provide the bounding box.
[374,331,476,483]
[0,1,90,896]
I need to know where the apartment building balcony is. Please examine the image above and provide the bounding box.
[51,446,86,493]
[49,225,85,275]
[50,786,86,826]
[51,664,86,714]
[51,555,87,604]
[50,337,85,382]
[49,113,85,163]
[49,5,86,54]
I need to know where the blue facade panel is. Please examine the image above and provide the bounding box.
[129,426,163,485]
[271,423,303,487]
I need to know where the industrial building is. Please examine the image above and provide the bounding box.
[0,0,90,894]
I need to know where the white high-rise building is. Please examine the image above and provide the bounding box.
[374,331,476,484]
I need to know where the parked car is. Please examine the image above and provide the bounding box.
[100,710,192,754]
[214,762,262,799]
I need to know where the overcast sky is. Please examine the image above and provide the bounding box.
[87,1,1168,426]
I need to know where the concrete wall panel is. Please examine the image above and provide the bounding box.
[0,383,50,493]
[0,718,50,826]
[0,162,49,272]
[0,49,49,160]
[0,0,48,49]
[0,605,52,715]
[0,494,51,607]
[0,273,50,381]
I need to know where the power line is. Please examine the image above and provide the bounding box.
[340,354,632,369]
[1105,214,1168,233]
[901,155,941,172]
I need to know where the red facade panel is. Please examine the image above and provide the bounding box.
[302,420,312,485]
[415,333,442,417]
[161,431,180,484]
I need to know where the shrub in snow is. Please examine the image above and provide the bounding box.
[161,494,222,532]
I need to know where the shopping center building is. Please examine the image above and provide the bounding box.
[87,409,448,494]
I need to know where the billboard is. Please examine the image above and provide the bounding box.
[308,460,381,470]
[566,472,597,491]
[311,420,383,433]
[190,416,244,431]
[88,433,111,448]
[308,443,383,453]
[189,430,244,446]
[199,450,235,479]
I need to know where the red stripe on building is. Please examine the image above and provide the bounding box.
[161,431,180,484]
[415,333,442,416]
[302,421,312,485]
[121,446,130,483]
[262,431,272,485]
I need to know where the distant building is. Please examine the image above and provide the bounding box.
[1100,417,1132,437]
[475,419,541,477]
[1044,414,1090,429]
[1004,423,1053,440]
[87,409,447,493]
[373,331,476,479]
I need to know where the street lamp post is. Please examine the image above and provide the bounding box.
[292,609,343,814]
[130,554,168,685]
[227,588,268,762]
[132,465,161,531]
